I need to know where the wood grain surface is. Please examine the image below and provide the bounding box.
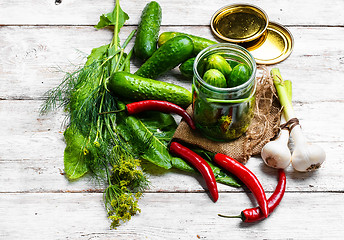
[0,0,343,239]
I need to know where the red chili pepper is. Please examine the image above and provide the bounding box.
[213,153,269,218]
[219,169,286,222]
[105,100,196,130]
[169,142,219,202]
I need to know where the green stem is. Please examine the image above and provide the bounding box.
[284,80,292,102]
[112,0,121,61]
[113,49,124,72]
[121,30,136,49]
[119,48,133,72]
[271,68,295,120]
[105,165,113,186]
[102,49,122,65]
[99,109,126,115]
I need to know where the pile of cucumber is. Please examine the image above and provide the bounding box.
[108,1,251,109]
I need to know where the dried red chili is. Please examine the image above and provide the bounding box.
[169,141,219,202]
[219,169,286,222]
[101,100,196,130]
[213,153,269,218]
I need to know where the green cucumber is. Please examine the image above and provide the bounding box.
[179,57,195,78]
[133,1,162,61]
[228,63,251,88]
[135,36,194,79]
[203,54,232,80]
[203,69,227,88]
[158,32,217,55]
[108,72,192,108]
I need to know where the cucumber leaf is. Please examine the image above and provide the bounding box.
[95,0,129,30]
[63,127,89,180]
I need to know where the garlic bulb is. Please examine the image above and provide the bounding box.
[271,68,326,172]
[290,125,326,172]
[261,125,291,169]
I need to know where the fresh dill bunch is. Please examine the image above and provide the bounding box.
[40,0,151,228]
[104,146,149,229]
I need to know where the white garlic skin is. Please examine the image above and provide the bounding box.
[290,126,326,172]
[261,129,291,169]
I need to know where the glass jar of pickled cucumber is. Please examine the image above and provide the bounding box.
[192,43,257,141]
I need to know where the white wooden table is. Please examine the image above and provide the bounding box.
[1,0,343,239]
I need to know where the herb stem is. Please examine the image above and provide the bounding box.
[114,49,124,72]
[121,29,136,49]
[102,49,122,65]
[112,0,121,61]
[119,48,133,72]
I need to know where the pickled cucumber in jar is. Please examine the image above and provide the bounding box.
[203,69,227,88]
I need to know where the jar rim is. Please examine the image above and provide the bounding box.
[193,43,257,93]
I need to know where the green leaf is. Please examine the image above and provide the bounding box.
[95,0,129,30]
[116,102,175,169]
[207,160,241,187]
[63,127,89,180]
[171,157,194,172]
[136,111,177,142]
[115,102,241,187]
[172,145,242,188]
[86,44,109,66]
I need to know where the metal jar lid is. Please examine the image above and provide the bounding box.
[211,5,293,64]
[210,4,269,43]
[244,21,294,64]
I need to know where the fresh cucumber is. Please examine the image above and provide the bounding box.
[108,72,192,108]
[158,32,217,55]
[179,57,195,78]
[203,69,227,88]
[133,1,162,61]
[135,36,194,79]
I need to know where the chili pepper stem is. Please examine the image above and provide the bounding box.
[218,213,242,219]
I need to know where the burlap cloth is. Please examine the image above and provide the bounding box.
[172,66,281,164]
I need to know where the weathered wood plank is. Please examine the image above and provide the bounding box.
[0,26,343,102]
[0,99,339,144]
[0,142,342,193]
[0,0,343,26]
[0,99,342,193]
[1,192,343,239]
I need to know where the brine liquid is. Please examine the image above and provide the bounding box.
[214,11,266,40]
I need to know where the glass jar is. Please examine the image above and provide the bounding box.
[192,43,257,141]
